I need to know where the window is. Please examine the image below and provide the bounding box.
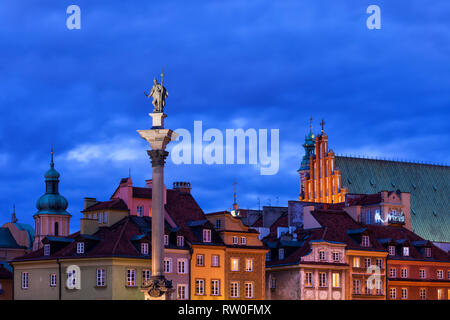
[353,257,360,268]
[54,222,59,236]
[44,244,51,256]
[424,247,432,257]
[240,237,247,245]
[401,288,408,299]
[177,259,187,274]
[361,235,370,247]
[332,273,340,288]
[177,236,184,247]
[448,270,450,280]
[177,284,187,300]
[402,246,409,256]
[230,282,239,298]
[164,258,172,273]
[98,213,102,223]
[232,236,238,244]
[196,254,204,266]
[389,246,396,256]
[437,270,444,279]
[215,219,221,229]
[364,258,371,269]
[67,269,77,288]
[305,272,313,287]
[211,255,220,267]
[195,279,205,295]
[437,288,443,300]
[401,268,408,278]
[366,211,371,224]
[376,258,383,269]
[332,252,340,262]
[231,258,239,271]
[319,250,326,261]
[278,248,284,260]
[203,229,211,243]
[390,288,397,299]
[270,277,276,289]
[77,242,85,254]
[126,269,135,287]
[420,269,426,279]
[245,259,253,272]
[142,269,151,285]
[137,206,144,217]
[103,212,108,223]
[50,274,57,287]
[319,272,327,288]
[245,282,254,298]
[141,243,149,255]
[365,280,372,295]
[164,235,169,246]
[265,251,271,261]
[390,268,397,278]
[22,272,29,289]
[96,269,106,287]
[420,288,426,300]
[353,280,361,294]
[211,280,220,296]
[376,280,383,295]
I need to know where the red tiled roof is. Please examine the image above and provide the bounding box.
[132,187,152,199]
[347,193,382,206]
[82,198,128,212]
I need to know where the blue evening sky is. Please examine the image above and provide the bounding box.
[1,1,449,232]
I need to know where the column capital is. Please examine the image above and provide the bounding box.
[148,149,169,167]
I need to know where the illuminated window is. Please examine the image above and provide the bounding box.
[22,272,29,289]
[44,244,51,256]
[142,269,151,285]
[437,288,444,300]
[141,243,149,255]
[50,273,57,287]
[177,284,187,300]
[437,270,444,279]
[231,258,239,271]
[203,229,211,243]
[401,288,408,299]
[420,269,426,279]
[353,280,361,294]
[420,288,426,300]
[305,272,313,287]
[245,282,254,298]
[245,259,253,272]
[332,273,340,288]
[196,254,204,266]
[361,235,370,247]
[390,288,397,299]
[389,246,396,256]
[164,258,172,273]
[211,255,220,267]
[402,247,409,257]
[177,259,187,274]
[401,268,408,278]
[96,269,105,287]
[126,269,135,287]
[319,272,327,287]
[177,236,184,247]
[353,257,360,268]
[390,268,397,278]
[230,282,239,298]
[211,280,220,296]
[195,279,205,295]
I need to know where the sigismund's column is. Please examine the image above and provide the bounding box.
[138,70,178,299]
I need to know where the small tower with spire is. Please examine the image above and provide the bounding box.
[11,205,18,223]
[298,116,316,198]
[33,148,71,250]
[230,181,240,217]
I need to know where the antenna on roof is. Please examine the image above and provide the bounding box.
[257,197,261,211]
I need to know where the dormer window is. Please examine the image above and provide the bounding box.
[77,242,85,254]
[319,251,326,261]
[278,248,285,260]
[141,243,149,255]
[44,244,51,256]
[164,235,169,246]
[202,229,211,243]
[215,219,222,229]
[137,206,144,217]
[177,236,184,247]
[240,237,247,245]
[361,235,370,247]
[389,246,396,256]
[424,247,432,258]
[402,246,409,257]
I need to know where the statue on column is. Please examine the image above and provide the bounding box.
[145,69,168,113]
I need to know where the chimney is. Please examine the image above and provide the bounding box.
[173,181,191,194]
[84,197,98,210]
[80,218,99,235]
[146,179,153,188]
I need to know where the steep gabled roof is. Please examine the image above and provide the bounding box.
[335,156,450,242]
[82,198,128,212]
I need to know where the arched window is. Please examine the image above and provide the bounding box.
[54,222,59,236]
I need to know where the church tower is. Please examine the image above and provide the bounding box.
[33,149,71,250]
[299,120,348,203]
[297,117,316,199]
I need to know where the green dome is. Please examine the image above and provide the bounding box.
[45,167,60,180]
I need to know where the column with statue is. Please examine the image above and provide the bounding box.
[138,70,178,299]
